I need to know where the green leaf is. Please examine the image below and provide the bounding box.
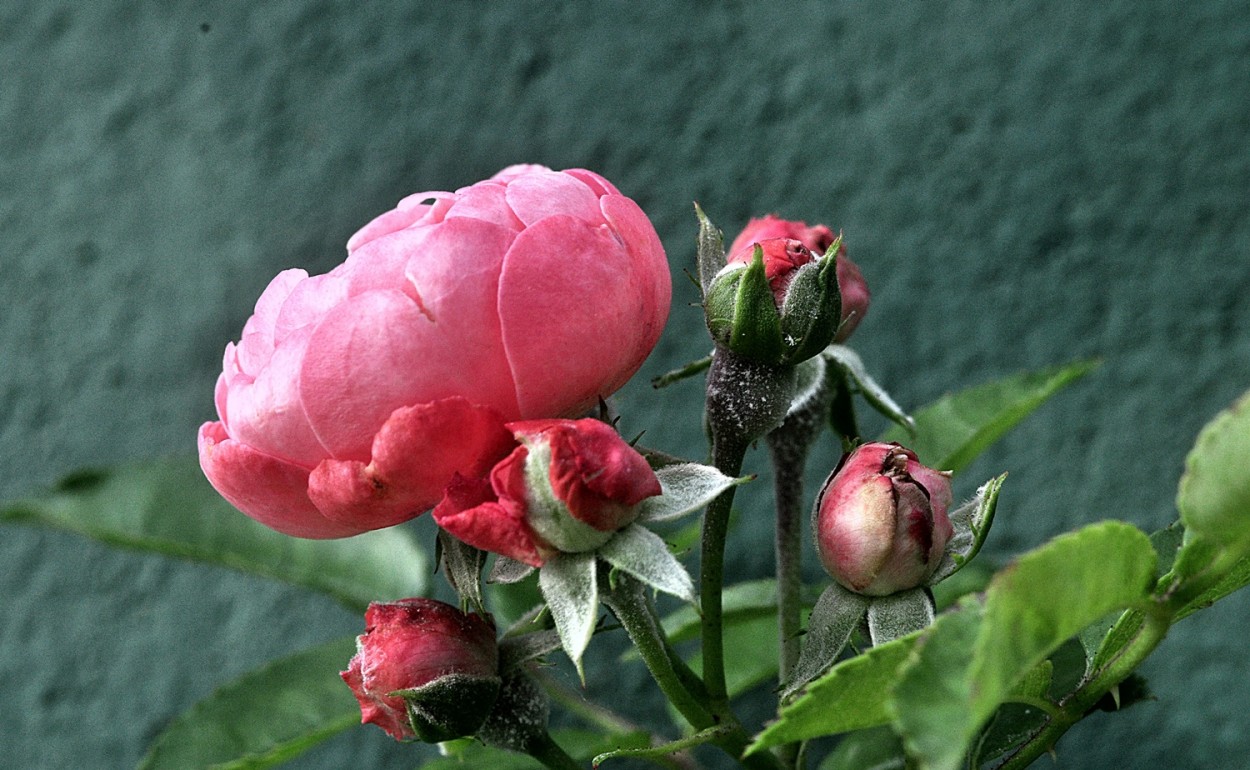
[881,360,1097,474]
[422,729,651,770]
[892,522,1156,770]
[818,726,905,770]
[747,633,919,754]
[139,637,359,770]
[1175,552,1250,621]
[1,457,427,610]
[1173,388,1250,595]
[890,601,985,770]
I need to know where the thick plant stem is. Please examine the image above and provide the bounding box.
[700,433,748,713]
[703,348,796,712]
[993,606,1171,770]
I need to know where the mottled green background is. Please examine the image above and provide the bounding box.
[3,2,1248,768]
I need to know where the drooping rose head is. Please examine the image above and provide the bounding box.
[432,418,662,567]
[199,166,671,538]
[728,214,869,342]
[341,598,501,742]
[814,442,954,596]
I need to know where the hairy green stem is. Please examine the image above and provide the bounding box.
[603,577,715,731]
[765,403,828,768]
[701,433,748,713]
[603,576,782,770]
[993,606,1172,770]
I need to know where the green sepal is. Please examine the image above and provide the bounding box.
[866,587,936,646]
[537,551,599,680]
[778,244,842,364]
[695,202,726,294]
[394,673,502,744]
[705,246,787,361]
[782,582,871,699]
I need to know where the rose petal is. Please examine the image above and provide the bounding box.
[600,194,672,352]
[444,181,525,231]
[499,214,658,418]
[563,168,621,197]
[433,473,546,567]
[346,191,452,252]
[225,324,327,466]
[504,170,603,227]
[309,398,515,531]
[300,232,519,461]
[510,418,660,532]
[198,421,364,538]
[233,269,308,375]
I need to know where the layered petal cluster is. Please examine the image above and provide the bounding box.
[199,166,671,538]
[432,418,662,567]
[341,598,500,742]
[729,214,869,342]
[814,442,954,596]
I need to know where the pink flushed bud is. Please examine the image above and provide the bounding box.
[432,418,662,567]
[341,598,501,742]
[814,442,954,596]
[728,214,870,342]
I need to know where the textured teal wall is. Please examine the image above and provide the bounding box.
[3,2,1248,767]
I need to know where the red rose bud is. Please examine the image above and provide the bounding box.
[341,598,501,743]
[814,442,954,596]
[433,418,662,567]
[704,239,841,365]
[727,215,870,343]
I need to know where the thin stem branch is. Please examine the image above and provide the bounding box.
[993,605,1172,770]
[603,577,715,731]
[527,730,584,770]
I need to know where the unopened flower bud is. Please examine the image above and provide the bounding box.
[433,418,662,567]
[341,598,501,743]
[704,238,841,366]
[727,214,871,343]
[814,442,953,596]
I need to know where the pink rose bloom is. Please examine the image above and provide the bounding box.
[432,418,662,567]
[814,442,954,596]
[341,598,500,742]
[199,166,671,538]
[729,214,869,341]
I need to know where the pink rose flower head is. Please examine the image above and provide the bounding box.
[432,418,662,567]
[199,166,671,538]
[729,214,869,342]
[814,442,954,596]
[341,598,500,742]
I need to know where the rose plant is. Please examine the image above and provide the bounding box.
[10,167,1250,770]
